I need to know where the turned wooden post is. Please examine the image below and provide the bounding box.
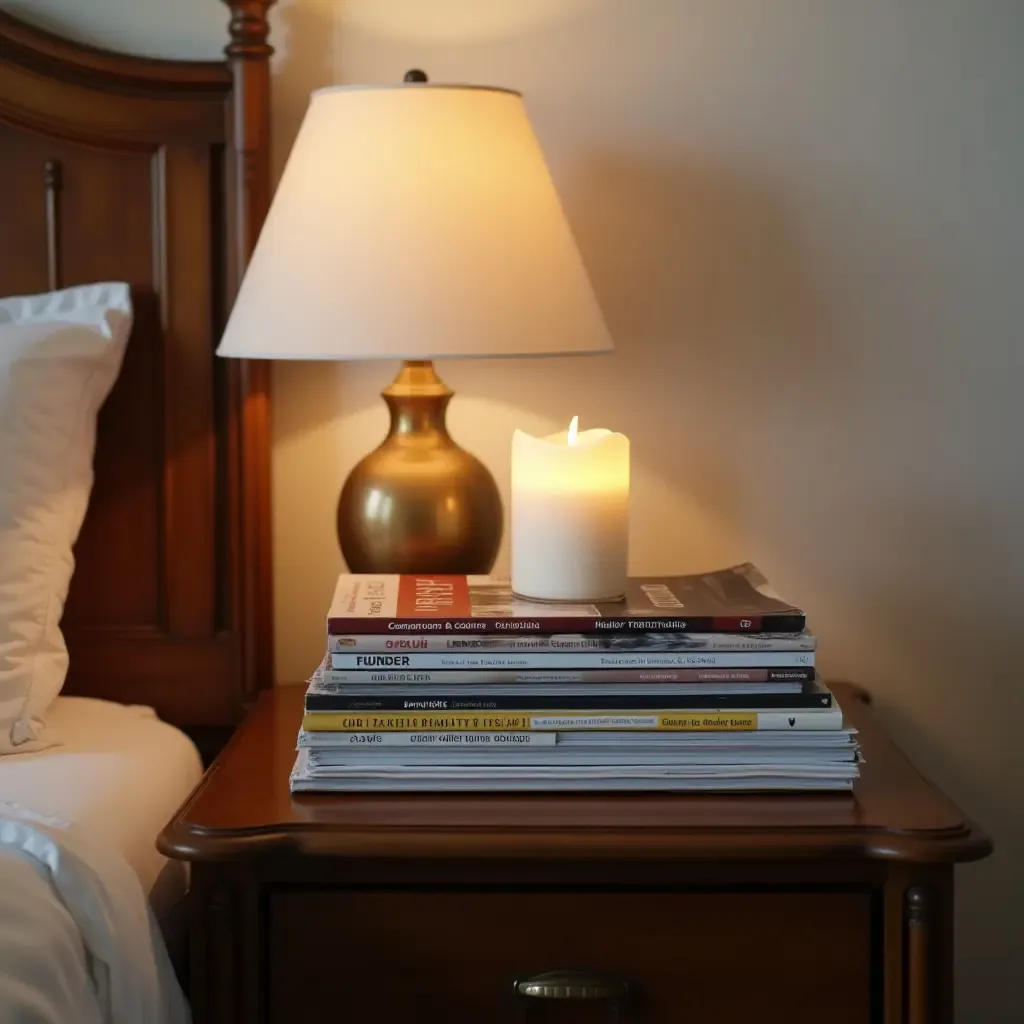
[224,0,276,701]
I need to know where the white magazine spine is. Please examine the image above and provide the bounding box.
[327,632,816,654]
[300,731,557,748]
[329,651,815,670]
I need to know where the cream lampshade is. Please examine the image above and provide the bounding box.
[217,71,612,573]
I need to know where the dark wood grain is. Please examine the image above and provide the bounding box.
[905,885,932,1024]
[159,682,990,863]
[0,3,274,730]
[269,889,872,1023]
[43,158,61,289]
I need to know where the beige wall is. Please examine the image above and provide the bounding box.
[12,1,1024,1018]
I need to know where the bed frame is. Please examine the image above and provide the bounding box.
[0,2,275,743]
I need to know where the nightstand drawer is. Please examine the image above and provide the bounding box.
[267,888,873,1023]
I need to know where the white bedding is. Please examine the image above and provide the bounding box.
[0,697,202,1023]
[0,696,203,901]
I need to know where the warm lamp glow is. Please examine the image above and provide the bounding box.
[216,82,613,362]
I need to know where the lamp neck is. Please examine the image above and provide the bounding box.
[382,360,453,440]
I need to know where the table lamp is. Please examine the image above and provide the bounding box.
[217,71,612,574]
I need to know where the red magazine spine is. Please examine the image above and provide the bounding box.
[326,613,807,636]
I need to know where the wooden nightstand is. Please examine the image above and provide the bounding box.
[159,683,990,1024]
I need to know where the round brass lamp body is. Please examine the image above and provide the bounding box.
[337,361,503,574]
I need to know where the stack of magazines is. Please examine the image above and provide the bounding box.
[290,564,861,793]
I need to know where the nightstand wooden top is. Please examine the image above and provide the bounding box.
[158,682,990,864]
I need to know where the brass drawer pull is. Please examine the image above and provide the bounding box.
[515,970,629,1003]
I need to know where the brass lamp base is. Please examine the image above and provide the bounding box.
[337,361,503,574]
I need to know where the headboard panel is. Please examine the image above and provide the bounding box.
[0,2,275,729]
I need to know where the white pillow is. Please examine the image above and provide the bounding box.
[0,283,132,752]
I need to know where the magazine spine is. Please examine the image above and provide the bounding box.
[304,691,833,712]
[326,631,817,654]
[299,731,558,748]
[326,612,806,636]
[328,651,815,670]
[300,710,844,732]
[314,667,816,685]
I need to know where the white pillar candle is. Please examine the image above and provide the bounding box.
[511,417,630,602]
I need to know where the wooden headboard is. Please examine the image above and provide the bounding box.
[0,2,275,734]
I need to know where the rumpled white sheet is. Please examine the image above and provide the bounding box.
[0,805,189,1024]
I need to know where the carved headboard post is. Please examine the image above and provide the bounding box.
[224,0,275,265]
[224,0,276,700]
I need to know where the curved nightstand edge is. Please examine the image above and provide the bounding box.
[157,820,992,865]
[155,725,246,859]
